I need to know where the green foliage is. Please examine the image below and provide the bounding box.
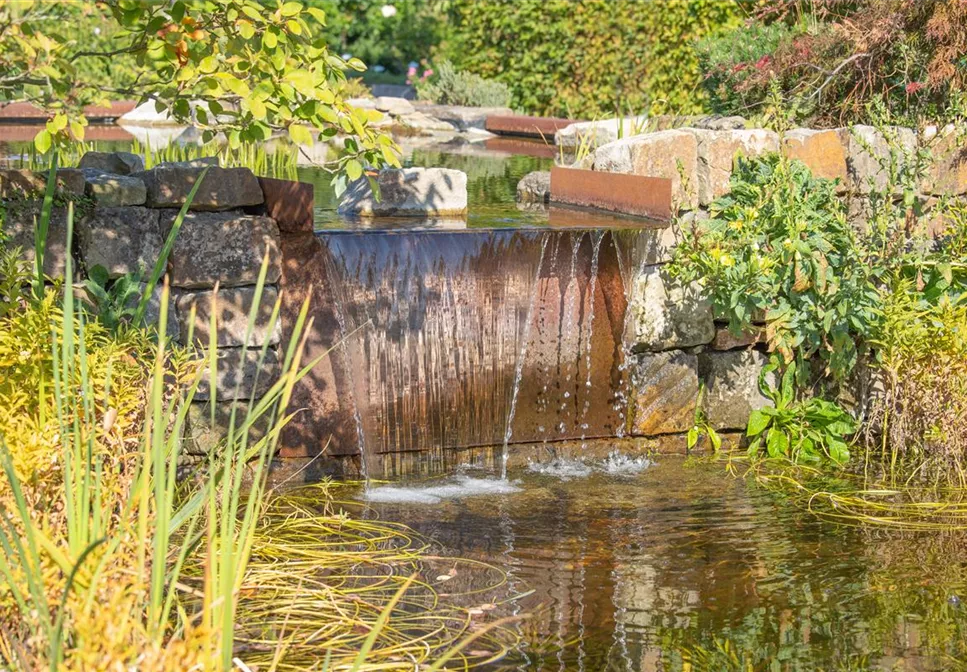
[672,154,878,383]
[0,0,400,182]
[307,0,446,75]
[439,0,746,118]
[414,60,511,108]
[746,361,857,466]
[80,266,143,333]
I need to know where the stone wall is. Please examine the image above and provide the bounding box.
[0,153,283,459]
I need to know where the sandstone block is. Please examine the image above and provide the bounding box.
[625,266,714,352]
[194,347,281,401]
[0,168,85,199]
[137,282,179,341]
[921,125,967,196]
[839,125,916,194]
[782,128,848,182]
[2,203,74,278]
[185,400,272,455]
[338,168,468,217]
[177,286,280,347]
[700,349,775,430]
[135,164,263,211]
[163,212,281,289]
[631,351,699,436]
[78,151,145,175]
[77,206,161,278]
[694,129,779,205]
[82,170,147,207]
[592,129,700,210]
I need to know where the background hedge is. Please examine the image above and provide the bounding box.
[437,0,746,118]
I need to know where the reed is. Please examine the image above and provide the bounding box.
[0,159,515,670]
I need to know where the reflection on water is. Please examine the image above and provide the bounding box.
[354,455,967,671]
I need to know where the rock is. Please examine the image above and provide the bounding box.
[400,111,457,133]
[160,156,221,169]
[77,206,161,278]
[78,151,145,175]
[631,351,699,436]
[693,129,779,205]
[2,203,74,278]
[194,347,281,402]
[163,211,282,289]
[556,116,650,149]
[346,97,377,110]
[82,170,147,207]
[118,100,183,126]
[0,168,85,199]
[838,125,916,194]
[137,282,180,341]
[375,96,415,116]
[338,168,468,217]
[700,349,775,430]
[177,286,281,347]
[516,170,551,203]
[782,129,848,183]
[591,130,700,210]
[625,266,715,352]
[694,115,747,131]
[921,124,967,196]
[711,325,761,351]
[415,104,513,131]
[185,400,272,455]
[135,164,263,211]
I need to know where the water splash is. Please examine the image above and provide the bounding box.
[363,476,522,505]
[501,234,549,479]
[579,231,605,444]
[527,450,653,481]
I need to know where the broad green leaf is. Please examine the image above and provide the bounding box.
[34,129,52,153]
[280,2,303,17]
[287,123,313,145]
[746,409,770,437]
[345,159,363,181]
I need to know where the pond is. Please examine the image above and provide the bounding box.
[349,453,967,671]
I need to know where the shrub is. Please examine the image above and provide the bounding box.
[698,0,967,125]
[438,0,746,118]
[414,60,511,108]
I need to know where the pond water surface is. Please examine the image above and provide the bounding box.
[351,454,967,671]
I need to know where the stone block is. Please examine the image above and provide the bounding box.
[0,168,85,199]
[782,128,848,182]
[77,206,161,278]
[700,349,775,430]
[375,96,415,116]
[163,212,281,289]
[556,116,649,149]
[625,266,714,352]
[177,286,281,347]
[82,170,147,207]
[516,170,551,204]
[78,151,145,175]
[592,129,700,210]
[839,125,916,194]
[416,104,513,131]
[135,164,263,211]
[338,168,468,217]
[194,347,281,401]
[137,282,179,341]
[2,203,74,278]
[711,325,761,351]
[631,351,699,436]
[185,400,272,455]
[921,125,967,196]
[694,129,779,205]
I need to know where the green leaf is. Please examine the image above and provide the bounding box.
[280,2,303,17]
[686,427,698,449]
[345,159,363,181]
[766,427,789,458]
[746,409,770,437]
[287,123,313,145]
[34,129,52,154]
[237,20,256,39]
[708,428,722,453]
[306,7,326,23]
